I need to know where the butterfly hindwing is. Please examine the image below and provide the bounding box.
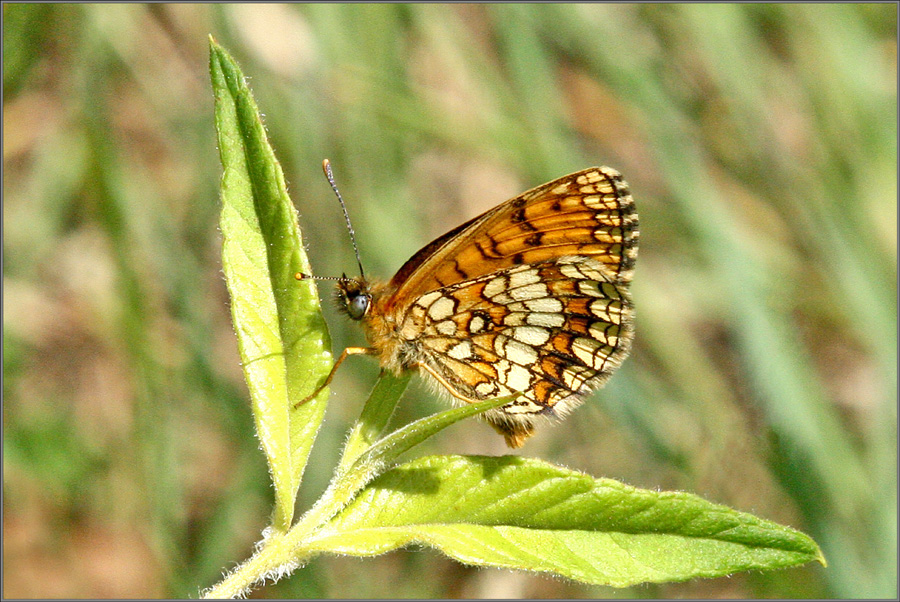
[407,256,634,425]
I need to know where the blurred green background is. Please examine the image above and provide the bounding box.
[3,4,896,598]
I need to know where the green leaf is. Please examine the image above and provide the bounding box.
[209,37,333,531]
[201,396,518,599]
[308,455,826,587]
[349,395,518,478]
[300,395,517,535]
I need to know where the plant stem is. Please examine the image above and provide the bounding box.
[202,395,515,597]
[202,530,300,599]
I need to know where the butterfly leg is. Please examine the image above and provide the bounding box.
[293,346,376,409]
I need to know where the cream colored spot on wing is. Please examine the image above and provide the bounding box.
[572,337,602,368]
[428,295,456,320]
[575,258,606,280]
[589,322,619,347]
[435,320,457,336]
[475,381,500,397]
[484,275,508,300]
[469,315,486,333]
[524,297,563,313]
[495,382,514,397]
[577,171,601,186]
[399,318,423,340]
[560,263,588,281]
[502,312,527,327]
[493,335,510,358]
[589,298,621,323]
[508,268,541,289]
[576,280,601,297]
[400,306,427,337]
[597,179,615,193]
[447,340,473,360]
[416,290,442,308]
[502,364,533,391]
[511,326,551,346]
[510,282,549,302]
[526,312,565,328]
[508,263,533,274]
[594,226,623,244]
[503,339,538,366]
[407,305,426,321]
[493,359,512,388]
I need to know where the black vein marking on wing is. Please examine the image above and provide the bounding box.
[418,265,632,405]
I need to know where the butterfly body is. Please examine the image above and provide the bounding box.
[333,167,638,448]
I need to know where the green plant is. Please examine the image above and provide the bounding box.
[205,37,824,599]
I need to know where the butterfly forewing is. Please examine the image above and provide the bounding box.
[365,167,638,447]
[384,167,637,311]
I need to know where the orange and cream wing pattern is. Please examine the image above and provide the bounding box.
[387,167,638,447]
[383,167,637,313]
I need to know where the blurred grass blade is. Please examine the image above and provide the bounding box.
[308,455,825,587]
[209,37,333,531]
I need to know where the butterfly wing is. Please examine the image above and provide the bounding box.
[383,167,638,446]
[382,167,638,313]
[402,256,633,447]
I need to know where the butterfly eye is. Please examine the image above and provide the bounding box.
[346,292,370,320]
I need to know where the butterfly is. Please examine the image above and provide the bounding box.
[305,162,638,448]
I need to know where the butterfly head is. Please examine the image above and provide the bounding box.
[335,276,372,321]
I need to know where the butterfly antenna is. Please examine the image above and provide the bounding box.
[322,159,365,278]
